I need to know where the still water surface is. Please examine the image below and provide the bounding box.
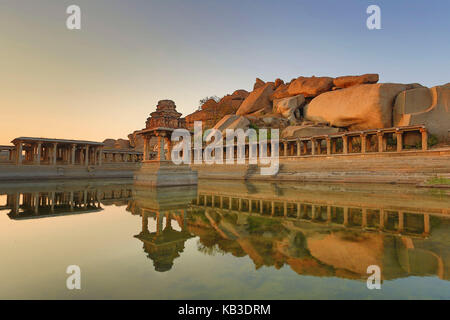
[0,179,449,299]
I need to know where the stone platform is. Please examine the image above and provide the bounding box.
[0,163,140,181]
[191,149,450,185]
[134,161,197,187]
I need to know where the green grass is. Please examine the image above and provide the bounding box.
[426,177,450,185]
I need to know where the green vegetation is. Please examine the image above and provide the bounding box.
[248,123,272,140]
[246,216,279,233]
[414,134,439,149]
[425,177,450,185]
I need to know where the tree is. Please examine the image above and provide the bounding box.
[199,95,220,107]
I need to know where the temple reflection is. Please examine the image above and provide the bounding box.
[0,180,133,219]
[128,185,197,272]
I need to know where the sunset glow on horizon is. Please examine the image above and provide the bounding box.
[1,0,449,144]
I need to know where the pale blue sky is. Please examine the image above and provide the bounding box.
[0,0,449,143]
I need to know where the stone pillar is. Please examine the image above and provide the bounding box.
[396,131,403,152]
[302,141,308,154]
[156,212,163,235]
[398,211,404,233]
[16,142,23,165]
[143,137,148,161]
[326,138,331,155]
[283,142,288,156]
[377,132,385,152]
[348,137,353,153]
[98,147,103,166]
[342,136,348,154]
[165,213,171,228]
[52,143,58,165]
[50,192,55,213]
[332,139,337,154]
[33,192,39,214]
[362,208,367,228]
[81,190,87,207]
[35,142,42,165]
[311,139,316,155]
[296,141,301,156]
[327,206,332,222]
[165,137,172,161]
[379,209,385,230]
[420,129,428,151]
[423,214,430,235]
[84,145,89,166]
[157,134,166,161]
[71,144,76,165]
[343,207,349,226]
[69,191,74,211]
[361,134,367,153]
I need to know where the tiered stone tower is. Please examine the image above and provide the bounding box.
[145,100,186,130]
[134,100,197,187]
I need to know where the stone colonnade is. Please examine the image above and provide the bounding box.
[190,125,429,160]
[193,193,433,237]
[281,125,428,157]
[4,186,133,218]
[12,138,105,166]
[102,150,143,163]
[0,146,15,162]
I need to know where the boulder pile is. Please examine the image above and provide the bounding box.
[109,73,449,150]
[182,73,449,142]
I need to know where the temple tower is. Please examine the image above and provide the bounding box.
[134,100,197,187]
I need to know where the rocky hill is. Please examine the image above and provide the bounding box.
[187,74,449,143]
[105,73,449,149]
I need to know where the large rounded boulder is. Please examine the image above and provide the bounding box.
[236,82,274,116]
[394,83,450,141]
[333,74,379,89]
[287,76,334,97]
[304,83,409,130]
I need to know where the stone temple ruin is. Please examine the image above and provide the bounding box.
[133,100,197,187]
[0,73,448,184]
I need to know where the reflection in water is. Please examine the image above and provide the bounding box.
[124,180,450,282]
[129,186,196,272]
[1,181,133,219]
[0,179,449,294]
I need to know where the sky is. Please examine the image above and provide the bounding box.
[0,0,449,144]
